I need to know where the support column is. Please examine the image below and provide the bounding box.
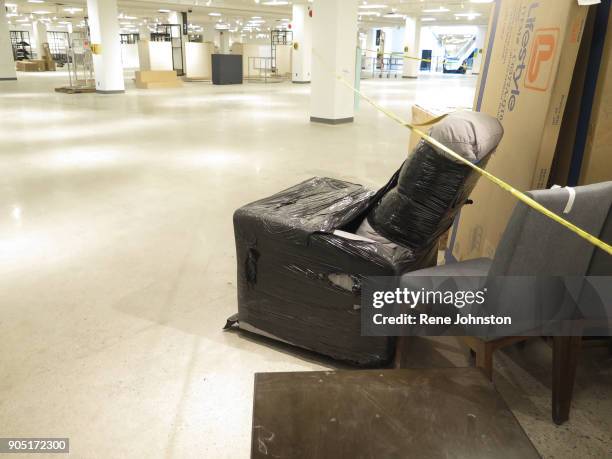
[219,31,230,54]
[86,0,125,93]
[291,3,312,83]
[33,20,48,60]
[0,0,17,80]
[138,23,150,41]
[310,0,358,124]
[402,17,420,79]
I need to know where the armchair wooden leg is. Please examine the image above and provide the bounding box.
[462,337,494,381]
[393,336,406,369]
[552,336,581,425]
[475,342,494,381]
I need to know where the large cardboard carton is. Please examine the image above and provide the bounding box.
[578,5,612,185]
[549,4,611,187]
[548,7,597,186]
[531,7,588,189]
[452,0,590,261]
[16,60,46,72]
[134,70,182,89]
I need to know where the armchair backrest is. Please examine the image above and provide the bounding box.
[488,182,612,277]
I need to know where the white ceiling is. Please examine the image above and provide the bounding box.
[5,0,492,34]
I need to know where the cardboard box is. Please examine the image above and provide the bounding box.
[134,70,182,89]
[578,4,612,185]
[548,6,597,186]
[134,80,183,89]
[451,0,590,261]
[42,43,56,72]
[549,4,611,187]
[135,70,178,83]
[16,60,46,72]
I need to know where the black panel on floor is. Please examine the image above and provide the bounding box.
[251,368,540,459]
[212,54,243,85]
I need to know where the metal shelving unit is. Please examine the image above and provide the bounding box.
[270,29,292,75]
[47,31,70,65]
[10,31,31,61]
[120,33,140,44]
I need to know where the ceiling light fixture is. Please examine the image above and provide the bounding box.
[423,7,450,13]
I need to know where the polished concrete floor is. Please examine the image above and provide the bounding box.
[1,71,610,458]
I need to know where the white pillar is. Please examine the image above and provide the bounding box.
[138,23,150,41]
[218,31,230,54]
[402,17,420,79]
[33,20,47,60]
[86,0,125,93]
[310,0,358,124]
[291,4,312,83]
[0,0,17,80]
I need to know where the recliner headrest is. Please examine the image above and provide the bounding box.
[429,110,504,163]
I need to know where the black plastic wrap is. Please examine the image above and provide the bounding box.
[231,143,494,364]
[233,178,398,366]
[368,140,490,250]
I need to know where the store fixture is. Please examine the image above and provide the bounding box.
[47,31,70,66]
[212,54,242,85]
[362,52,403,79]
[151,24,184,76]
[55,31,95,94]
[270,29,292,75]
[120,33,140,45]
[10,31,31,61]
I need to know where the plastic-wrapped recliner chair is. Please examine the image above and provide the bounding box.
[228,111,504,365]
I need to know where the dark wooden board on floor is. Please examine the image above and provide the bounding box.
[252,367,540,459]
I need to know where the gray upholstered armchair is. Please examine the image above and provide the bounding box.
[400,181,612,424]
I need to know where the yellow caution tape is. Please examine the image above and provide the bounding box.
[313,50,612,256]
[362,48,469,71]
[364,48,432,63]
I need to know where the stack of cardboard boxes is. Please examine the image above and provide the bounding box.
[15,43,56,72]
[15,60,46,72]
